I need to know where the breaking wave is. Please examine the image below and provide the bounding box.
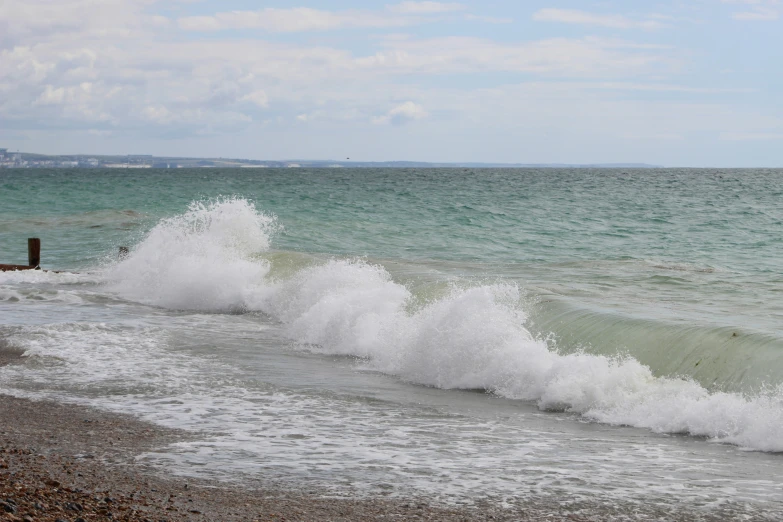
[107,198,276,311]
[106,198,783,452]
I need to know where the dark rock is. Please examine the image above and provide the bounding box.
[2,501,17,513]
[65,501,83,512]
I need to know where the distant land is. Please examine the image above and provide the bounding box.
[0,149,662,169]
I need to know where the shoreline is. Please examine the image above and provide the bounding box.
[2,393,590,521]
[1,351,777,520]
[1,393,762,522]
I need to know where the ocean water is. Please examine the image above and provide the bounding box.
[1,168,782,519]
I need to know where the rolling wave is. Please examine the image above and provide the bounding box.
[104,198,783,452]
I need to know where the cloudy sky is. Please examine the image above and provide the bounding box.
[1,0,781,166]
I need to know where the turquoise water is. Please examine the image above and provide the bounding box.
[3,168,782,386]
[1,168,782,519]
[4,169,782,273]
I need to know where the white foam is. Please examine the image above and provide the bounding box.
[105,199,783,453]
[249,259,783,452]
[106,198,276,311]
[0,269,91,285]
[2,318,779,512]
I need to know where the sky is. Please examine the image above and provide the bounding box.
[0,0,781,166]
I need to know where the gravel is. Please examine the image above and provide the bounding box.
[1,394,593,521]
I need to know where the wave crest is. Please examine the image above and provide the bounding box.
[107,197,277,311]
[108,199,783,452]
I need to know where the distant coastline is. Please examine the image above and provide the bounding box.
[0,148,662,169]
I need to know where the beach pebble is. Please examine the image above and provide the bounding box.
[64,502,83,512]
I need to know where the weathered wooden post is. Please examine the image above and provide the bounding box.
[28,238,40,268]
[119,246,129,260]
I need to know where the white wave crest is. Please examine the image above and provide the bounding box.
[106,197,276,311]
[251,258,783,452]
[109,200,783,452]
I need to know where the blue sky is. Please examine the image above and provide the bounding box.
[1,0,781,166]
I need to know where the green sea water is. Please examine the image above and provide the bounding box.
[2,168,782,390]
[2,168,783,517]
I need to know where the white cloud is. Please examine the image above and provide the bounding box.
[386,2,465,14]
[179,7,410,32]
[372,101,428,125]
[722,0,780,20]
[88,129,114,137]
[2,0,778,166]
[176,2,478,33]
[142,105,174,124]
[532,8,667,30]
[463,14,513,24]
[404,82,783,154]
[29,80,111,122]
[36,85,67,105]
[241,90,269,108]
[141,104,252,129]
[0,17,678,138]
[582,82,755,93]
[720,132,783,140]
[357,36,675,76]
[732,7,779,19]
[0,0,168,49]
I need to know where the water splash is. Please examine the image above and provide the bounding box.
[107,199,783,452]
[249,258,783,452]
[107,197,277,311]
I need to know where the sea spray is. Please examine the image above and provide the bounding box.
[107,198,277,311]
[249,257,783,453]
[107,199,783,452]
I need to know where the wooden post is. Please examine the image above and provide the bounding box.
[119,246,129,260]
[28,238,40,268]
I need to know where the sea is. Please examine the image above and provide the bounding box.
[1,168,782,520]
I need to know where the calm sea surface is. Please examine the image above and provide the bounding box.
[1,168,782,519]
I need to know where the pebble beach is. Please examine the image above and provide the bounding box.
[2,391,534,522]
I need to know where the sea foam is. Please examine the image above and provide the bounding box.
[108,198,276,311]
[108,198,783,452]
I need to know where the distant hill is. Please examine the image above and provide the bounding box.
[0,150,663,169]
